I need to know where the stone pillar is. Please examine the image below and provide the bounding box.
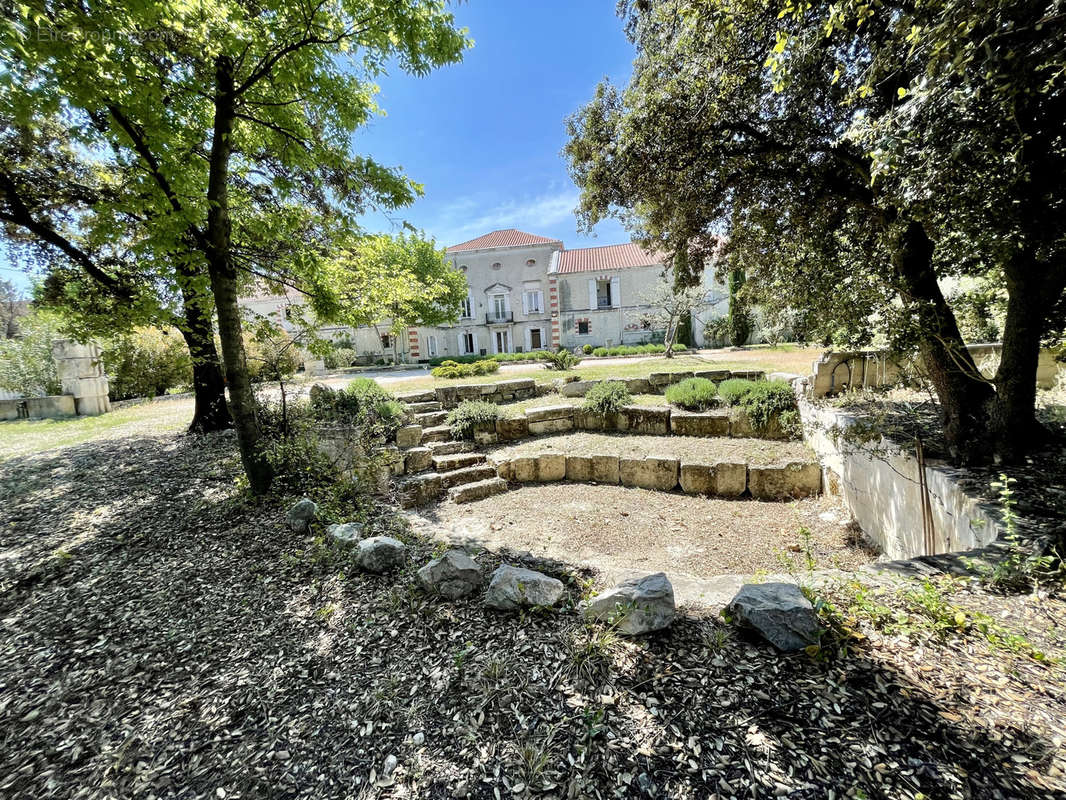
[303,359,326,377]
[52,339,111,416]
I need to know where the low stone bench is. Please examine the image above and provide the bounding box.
[679,461,746,496]
[565,454,620,484]
[525,404,575,435]
[670,410,729,437]
[619,456,680,491]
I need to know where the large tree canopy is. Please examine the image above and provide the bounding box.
[565,0,1065,464]
[3,0,470,490]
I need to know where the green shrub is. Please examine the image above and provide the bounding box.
[431,359,500,379]
[582,344,593,354]
[0,309,63,396]
[664,377,718,410]
[105,327,193,401]
[426,351,550,366]
[582,380,631,414]
[324,347,358,370]
[673,342,688,352]
[741,380,797,433]
[543,349,579,370]
[446,399,502,439]
[310,378,405,436]
[718,378,757,406]
[591,347,609,357]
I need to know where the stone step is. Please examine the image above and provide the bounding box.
[449,477,509,504]
[433,452,485,472]
[396,390,436,404]
[397,473,443,508]
[416,410,448,427]
[439,463,498,490]
[428,440,469,456]
[407,400,443,413]
[422,425,453,443]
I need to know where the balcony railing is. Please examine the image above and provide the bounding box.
[485,312,513,324]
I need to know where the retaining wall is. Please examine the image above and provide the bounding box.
[799,399,1002,559]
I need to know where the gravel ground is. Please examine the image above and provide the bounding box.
[413,484,875,581]
[1,431,1064,798]
[486,431,814,464]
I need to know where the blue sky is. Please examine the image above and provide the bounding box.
[359,1,636,249]
[1,2,636,291]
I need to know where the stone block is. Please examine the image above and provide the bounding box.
[404,447,433,474]
[0,399,22,421]
[748,462,822,500]
[560,379,599,398]
[573,409,606,430]
[666,371,694,384]
[399,474,442,508]
[535,452,566,481]
[670,411,729,437]
[51,339,100,361]
[729,409,753,438]
[725,582,820,651]
[480,383,501,395]
[449,477,508,504]
[492,457,515,482]
[566,454,620,484]
[472,421,498,445]
[395,424,423,448]
[456,384,484,400]
[54,356,102,380]
[495,416,529,441]
[694,369,730,382]
[525,404,575,423]
[527,416,574,435]
[496,378,536,393]
[435,386,458,407]
[62,376,109,398]
[25,395,76,419]
[618,405,671,434]
[679,462,747,497]
[484,565,564,611]
[396,390,436,404]
[619,457,680,491]
[647,372,673,387]
[581,572,676,635]
[624,378,651,394]
[74,395,111,416]
[512,456,537,482]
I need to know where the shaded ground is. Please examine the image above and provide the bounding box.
[411,484,875,587]
[1,432,1064,798]
[485,431,814,464]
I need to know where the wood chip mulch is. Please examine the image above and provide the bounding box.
[1,431,1064,799]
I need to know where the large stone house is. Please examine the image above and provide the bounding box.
[239,228,726,363]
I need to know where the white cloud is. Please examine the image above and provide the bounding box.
[428,190,580,246]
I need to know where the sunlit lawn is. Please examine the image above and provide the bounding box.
[384,346,823,393]
[0,399,194,461]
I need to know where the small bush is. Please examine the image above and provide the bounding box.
[742,380,797,432]
[103,327,193,401]
[324,347,358,370]
[718,378,757,406]
[310,378,405,436]
[447,399,502,439]
[426,351,550,366]
[582,380,631,414]
[664,377,718,410]
[543,349,579,371]
[582,344,593,354]
[431,359,501,379]
[591,347,609,357]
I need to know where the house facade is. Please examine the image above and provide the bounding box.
[239,228,726,363]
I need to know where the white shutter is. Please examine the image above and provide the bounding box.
[611,276,621,308]
[522,292,529,315]
[588,279,597,310]
[504,293,511,315]
[473,333,479,355]
[525,328,532,352]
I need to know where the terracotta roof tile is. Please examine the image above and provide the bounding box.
[447,229,562,252]
[556,242,663,274]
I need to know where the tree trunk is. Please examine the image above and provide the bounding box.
[989,254,1065,461]
[204,55,273,494]
[177,278,232,433]
[891,219,995,464]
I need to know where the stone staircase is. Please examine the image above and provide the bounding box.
[394,391,509,508]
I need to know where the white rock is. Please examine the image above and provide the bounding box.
[724,582,821,652]
[417,550,482,599]
[286,498,317,533]
[355,536,407,573]
[581,572,676,635]
[327,522,364,548]
[484,565,564,611]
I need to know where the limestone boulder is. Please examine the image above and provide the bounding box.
[287,498,317,533]
[484,565,564,611]
[748,462,822,499]
[404,446,433,474]
[395,424,423,448]
[495,416,529,441]
[417,550,482,599]
[670,411,730,437]
[355,536,407,573]
[565,454,620,484]
[725,582,821,652]
[618,406,671,434]
[327,522,364,548]
[560,380,599,398]
[581,573,676,635]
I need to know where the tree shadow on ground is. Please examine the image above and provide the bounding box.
[0,433,1062,799]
